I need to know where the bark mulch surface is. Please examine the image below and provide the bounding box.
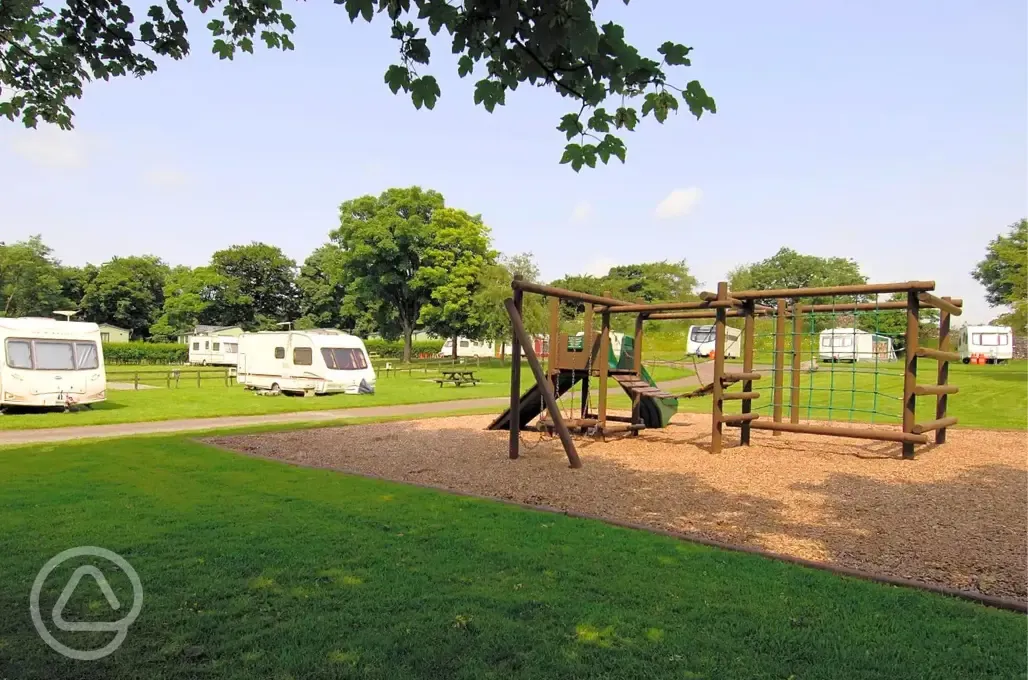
[205,413,1027,603]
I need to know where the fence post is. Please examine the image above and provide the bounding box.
[197,370,201,388]
[224,369,229,387]
[902,290,920,458]
[175,372,180,388]
[935,296,952,444]
[134,372,139,391]
[711,281,728,454]
[741,300,755,445]
[773,298,786,434]
[166,372,171,389]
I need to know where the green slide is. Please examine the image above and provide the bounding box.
[611,336,679,429]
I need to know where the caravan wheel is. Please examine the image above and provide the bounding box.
[270,383,282,395]
[961,357,970,364]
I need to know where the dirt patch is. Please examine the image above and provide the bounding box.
[205,414,1028,602]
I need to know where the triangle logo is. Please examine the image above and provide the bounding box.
[52,565,124,633]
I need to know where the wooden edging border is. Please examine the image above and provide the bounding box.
[200,435,1028,615]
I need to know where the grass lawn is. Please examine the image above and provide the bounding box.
[0,433,1023,679]
[0,363,692,431]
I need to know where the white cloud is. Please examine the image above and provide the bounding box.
[583,256,619,277]
[570,200,593,223]
[9,127,92,169]
[143,167,191,189]
[655,187,702,219]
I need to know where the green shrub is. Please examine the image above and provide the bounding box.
[103,342,188,365]
[363,338,445,359]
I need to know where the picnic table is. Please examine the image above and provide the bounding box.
[435,369,480,387]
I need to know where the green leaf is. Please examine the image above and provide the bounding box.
[411,76,441,110]
[683,80,717,118]
[206,19,225,36]
[587,108,612,133]
[560,143,584,172]
[240,37,254,54]
[280,13,296,32]
[642,91,678,123]
[557,113,583,140]
[384,64,411,94]
[581,144,597,169]
[613,107,638,131]
[657,41,692,66]
[473,80,504,113]
[212,39,234,60]
[600,134,626,163]
[457,55,474,78]
[344,0,374,22]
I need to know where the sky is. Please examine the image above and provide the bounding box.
[1,0,1025,324]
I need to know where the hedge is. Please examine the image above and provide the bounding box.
[363,338,445,359]
[103,342,188,365]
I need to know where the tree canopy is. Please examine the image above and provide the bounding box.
[0,0,714,169]
[972,219,1027,332]
[0,235,65,317]
[727,248,867,306]
[80,255,168,337]
[331,186,496,361]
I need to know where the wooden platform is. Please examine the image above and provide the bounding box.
[611,374,675,399]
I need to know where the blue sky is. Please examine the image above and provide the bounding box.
[2,0,1025,324]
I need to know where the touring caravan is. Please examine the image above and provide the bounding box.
[956,325,1013,364]
[237,330,375,395]
[188,329,242,366]
[686,325,742,359]
[0,318,107,409]
[819,328,897,362]
[439,337,499,358]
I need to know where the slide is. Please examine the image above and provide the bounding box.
[613,337,679,429]
[488,336,679,431]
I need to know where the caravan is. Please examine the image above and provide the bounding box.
[956,325,1013,364]
[188,327,242,366]
[819,328,897,362]
[686,325,742,359]
[237,330,376,395]
[0,318,107,409]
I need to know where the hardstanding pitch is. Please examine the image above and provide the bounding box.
[206,413,1027,602]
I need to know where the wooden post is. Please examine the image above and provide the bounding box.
[197,370,201,388]
[711,282,728,453]
[935,296,951,444]
[581,303,593,418]
[547,296,560,380]
[134,372,139,391]
[902,291,920,458]
[508,284,524,459]
[505,298,581,468]
[166,372,171,389]
[632,312,644,431]
[741,301,755,445]
[773,298,786,434]
[790,304,802,424]
[224,369,229,387]
[597,310,611,429]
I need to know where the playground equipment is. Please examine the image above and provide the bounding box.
[491,278,962,467]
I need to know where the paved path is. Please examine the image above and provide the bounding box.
[0,374,710,447]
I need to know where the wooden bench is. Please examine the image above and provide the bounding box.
[435,370,480,387]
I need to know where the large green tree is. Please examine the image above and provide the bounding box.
[417,208,496,357]
[972,219,1027,333]
[332,186,495,362]
[80,255,169,337]
[605,260,696,302]
[149,265,235,341]
[0,235,63,317]
[210,242,299,329]
[727,248,867,306]
[1,1,714,169]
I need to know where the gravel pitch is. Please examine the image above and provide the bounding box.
[206,413,1027,602]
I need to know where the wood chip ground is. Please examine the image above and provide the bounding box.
[206,414,1027,602]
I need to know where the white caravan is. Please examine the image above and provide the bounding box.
[686,325,742,359]
[0,318,106,409]
[956,325,1013,364]
[438,337,500,358]
[237,330,376,395]
[188,333,240,366]
[819,328,897,363]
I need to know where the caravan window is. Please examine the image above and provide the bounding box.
[224,343,238,354]
[972,333,1007,346]
[690,327,716,342]
[35,341,76,370]
[74,342,99,369]
[274,347,285,359]
[822,335,853,348]
[293,347,313,366]
[459,339,470,348]
[321,348,368,370]
[5,340,32,369]
[192,342,200,350]
[212,342,220,351]
[204,341,210,349]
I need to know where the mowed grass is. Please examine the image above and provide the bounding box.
[0,363,691,431]
[0,434,1023,680]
